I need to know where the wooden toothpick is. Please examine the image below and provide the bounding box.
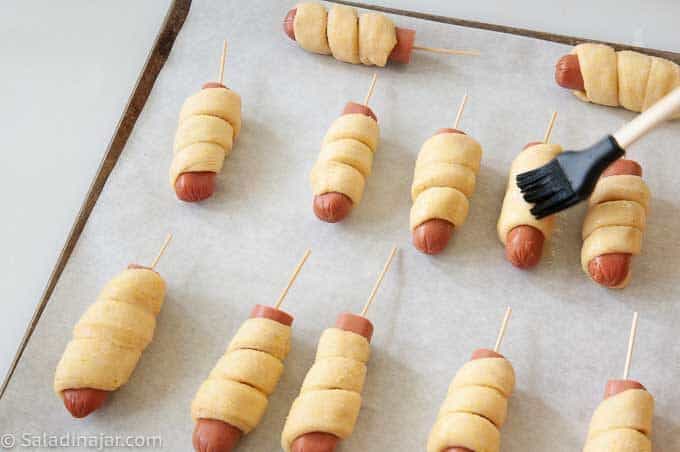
[454,93,469,129]
[360,247,398,317]
[218,40,228,84]
[274,249,312,309]
[150,234,173,270]
[543,111,558,144]
[493,306,512,353]
[363,72,378,106]
[413,45,480,57]
[623,312,639,380]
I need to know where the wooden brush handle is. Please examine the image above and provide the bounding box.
[613,87,680,149]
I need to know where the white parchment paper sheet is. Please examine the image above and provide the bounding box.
[2,1,679,450]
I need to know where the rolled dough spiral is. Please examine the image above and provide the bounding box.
[583,389,654,452]
[191,318,292,434]
[410,132,483,230]
[281,327,370,452]
[572,43,680,118]
[169,87,242,187]
[54,268,166,395]
[427,357,515,452]
[310,113,380,205]
[294,3,397,66]
[497,143,563,243]
[581,172,650,288]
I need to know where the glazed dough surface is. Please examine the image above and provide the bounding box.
[294,2,331,54]
[427,357,515,452]
[169,87,242,186]
[54,268,166,394]
[497,143,563,243]
[581,171,649,287]
[191,317,292,434]
[583,389,654,452]
[281,328,370,451]
[582,201,646,240]
[588,175,650,211]
[311,113,379,204]
[572,43,680,118]
[294,3,398,66]
[410,132,482,230]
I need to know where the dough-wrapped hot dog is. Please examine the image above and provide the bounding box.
[555,43,680,118]
[410,128,483,254]
[170,82,242,202]
[581,159,649,288]
[54,266,166,418]
[583,382,654,452]
[427,349,515,452]
[311,103,380,222]
[281,313,373,452]
[284,3,416,66]
[191,305,293,452]
[498,142,563,268]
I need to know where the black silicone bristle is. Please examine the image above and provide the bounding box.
[516,164,554,185]
[530,190,579,219]
[518,160,571,208]
[519,176,558,199]
[523,183,560,204]
[515,135,626,218]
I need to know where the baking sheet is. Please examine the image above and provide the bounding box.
[2,0,680,450]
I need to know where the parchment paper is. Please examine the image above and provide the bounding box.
[2,1,679,450]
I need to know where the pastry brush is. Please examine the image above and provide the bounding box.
[517,87,680,219]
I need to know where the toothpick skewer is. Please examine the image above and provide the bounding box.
[543,111,558,144]
[218,40,228,84]
[150,234,173,270]
[623,312,639,380]
[413,45,480,57]
[363,72,378,106]
[274,249,312,309]
[493,306,512,353]
[360,247,398,317]
[454,93,469,129]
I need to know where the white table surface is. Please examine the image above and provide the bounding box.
[359,0,680,53]
[1,0,679,450]
[0,0,172,387]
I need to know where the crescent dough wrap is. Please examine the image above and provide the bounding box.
[583,389,654,452]
[294,3,398,67]
[54,268,166,395]
[358,13,397,67]
[410,132,483,230]
[281,328,370,451]
[310,113,380,204]
[191,317,292,434]
[169,87,242,187]
[572,43,680,118]
[581,171,650,288]
[327,5,360,64]
[294,3,331,55]
[497,143,563,243]
[427,357,515,452]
